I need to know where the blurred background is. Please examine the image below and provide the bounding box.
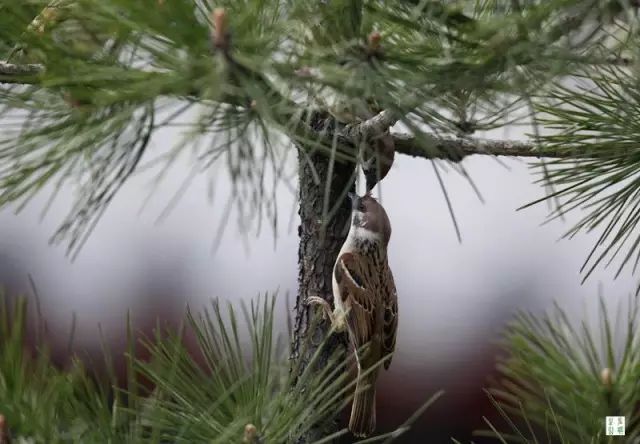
[0,122,636,443]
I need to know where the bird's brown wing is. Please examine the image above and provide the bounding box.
[334,251,382,362]
[381,263,398,369]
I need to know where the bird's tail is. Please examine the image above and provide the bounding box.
[349,370,377,437]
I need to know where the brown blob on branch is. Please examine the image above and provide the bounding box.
[0,415,11,444]
[243,423,258,444]
[367,31,382,52]
[364,134,395,192]
[33,6,59,34]
[212,8,230,50]
[601,367,613,389]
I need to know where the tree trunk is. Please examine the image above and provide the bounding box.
[291,124,355,441]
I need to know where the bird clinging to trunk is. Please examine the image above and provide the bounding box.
[307,192,398,437]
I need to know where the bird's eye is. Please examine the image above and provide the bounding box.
[357,202,366,212]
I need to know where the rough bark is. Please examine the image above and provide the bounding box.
[291,120,353,442]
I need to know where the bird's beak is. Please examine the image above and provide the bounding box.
[347,191,358,208]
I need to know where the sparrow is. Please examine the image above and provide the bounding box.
[307,192,398,437]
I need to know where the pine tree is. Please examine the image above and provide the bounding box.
[2,0,640,442]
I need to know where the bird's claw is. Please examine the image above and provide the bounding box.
[305,295,346,333]
[305,296,332,319]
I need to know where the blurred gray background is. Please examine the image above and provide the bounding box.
[0,122,635,442]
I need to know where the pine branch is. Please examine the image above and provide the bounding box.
[341,110,399,141]
[392,133,562,161]
[0,0,632,271]
[0,61,43,83]
[340,110,563,160]
[0,61,601,165]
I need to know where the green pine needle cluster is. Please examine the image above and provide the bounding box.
[477,295,640,443]
[2,288,639,443]
[529,61,640,283]
[0,291,440,443]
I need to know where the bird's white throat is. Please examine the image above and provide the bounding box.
[348,225,382,244]
[337,212,384,258]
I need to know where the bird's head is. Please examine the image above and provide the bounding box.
[348,191,391,246]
